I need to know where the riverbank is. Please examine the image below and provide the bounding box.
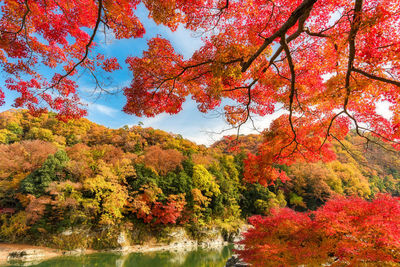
[2,243,236,267]
[0,239,230,266]
[0,243,66,265]
[0,224,249,265]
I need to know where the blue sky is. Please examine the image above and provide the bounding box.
[0,3,280,146]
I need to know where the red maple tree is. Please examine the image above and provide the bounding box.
[1,0,400,183]
[237,194,400,266]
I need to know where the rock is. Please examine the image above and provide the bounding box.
[7,249,46,263]
[167,227,187,241]
[108,246,130,255]
[230,224,251,243]
[168,240,198,252]
[198,236,227,249]
[61,229,73,236]
[117,232,129,247]
[164,227,199,251]
[62,248,85,256]
[199,228,227,249]
[225,256,239,267]
[196,226,228,249]
[225,255,249,267]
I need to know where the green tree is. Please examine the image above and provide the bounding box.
[21,150,69,197]
[241,183,286,216]
[209,155,241,218]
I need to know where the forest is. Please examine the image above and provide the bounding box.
[1,0,400,265]
[0,109,399,265]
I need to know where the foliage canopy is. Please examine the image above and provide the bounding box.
[1,0,400,183]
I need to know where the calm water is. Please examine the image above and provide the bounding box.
[6,245,233,267]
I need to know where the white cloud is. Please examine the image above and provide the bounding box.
[79,82,127,96]
[0,105,12,113]
[163,25,204,59]
[96,28,117,50]
[192,106,287,146]
[133,2,204,59]
[81,99,118,117]
[119,100,287,146]
[140,114,168,128]
[91,103,118,117]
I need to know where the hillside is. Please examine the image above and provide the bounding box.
[0,109,399,249]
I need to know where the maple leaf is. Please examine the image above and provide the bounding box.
[1,0,400,185]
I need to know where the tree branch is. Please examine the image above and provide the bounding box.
[352,68,400,87]
[279,34,300,156]
[241,0,317,72]
[49,0,104,88]
[343,0,363,110]
[1,0,30,36]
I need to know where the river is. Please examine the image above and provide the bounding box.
[5,245,234,267]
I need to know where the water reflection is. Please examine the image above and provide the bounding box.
[7,245,233,267]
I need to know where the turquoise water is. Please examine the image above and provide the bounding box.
[6,245,233,267]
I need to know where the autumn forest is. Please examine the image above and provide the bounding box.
[0,109,399,265]
[1,0,400,266]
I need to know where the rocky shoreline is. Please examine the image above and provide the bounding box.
[1,226,247,266]
[0,225,250,266]
[1,240,230,266]
[0,244,70,266]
